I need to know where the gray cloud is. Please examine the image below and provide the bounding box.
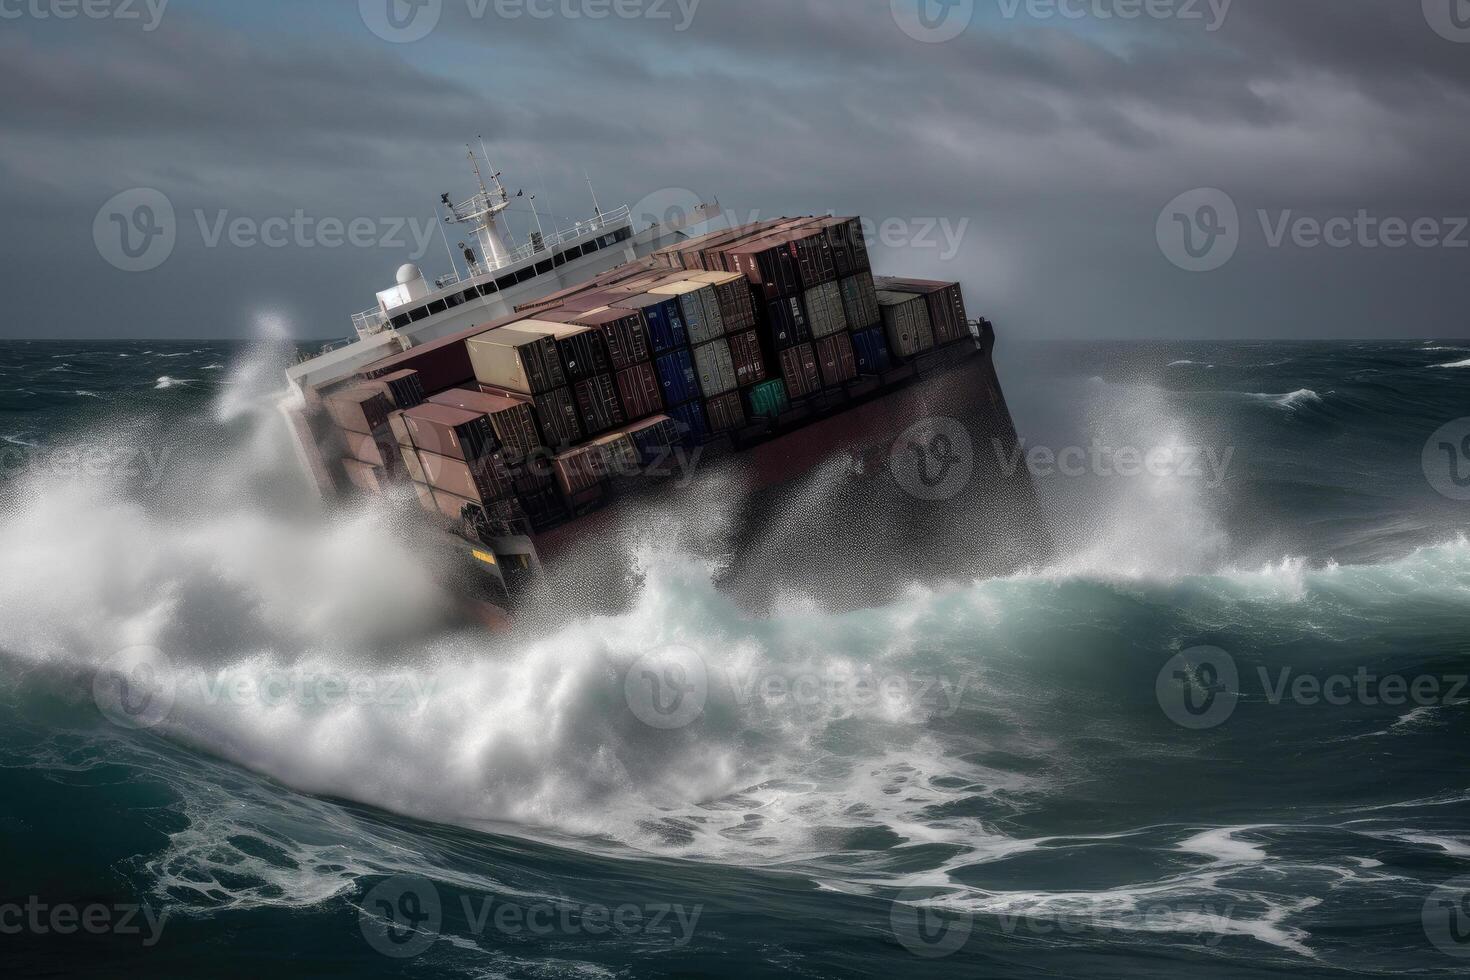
[2,0,1467,341]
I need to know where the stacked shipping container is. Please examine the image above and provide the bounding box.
[327,216,977,545]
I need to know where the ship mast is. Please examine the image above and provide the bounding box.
[442,138,520,274]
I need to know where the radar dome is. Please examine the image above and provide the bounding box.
[396,263,424,285]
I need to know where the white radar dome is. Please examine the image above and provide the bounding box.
[396,263,424,285]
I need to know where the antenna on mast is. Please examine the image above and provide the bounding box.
[585,171,602,219]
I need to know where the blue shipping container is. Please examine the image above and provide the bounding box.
[643,297,689,353]
[850,326,892,375]
[668,400,711,446]
[655,348,700,407]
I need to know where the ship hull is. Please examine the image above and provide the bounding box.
[525,341,1048,615]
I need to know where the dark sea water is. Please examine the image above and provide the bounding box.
[1,338,1468,978]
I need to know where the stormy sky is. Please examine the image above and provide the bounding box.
[3,0,1469,341]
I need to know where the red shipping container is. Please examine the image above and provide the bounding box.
[779,343,822,399]
[705,391,746,434]
[342,429,399,474]
[726,329,768,387]
[324,386,391,435]
[615,362,664,420]
[400,403,498,461]
[815,332,858,388]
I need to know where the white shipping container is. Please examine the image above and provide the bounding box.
[692,338,738,397]
[804,281,849,339]
[876,290,935,358]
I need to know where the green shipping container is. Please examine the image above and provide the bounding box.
[744,378,790,419]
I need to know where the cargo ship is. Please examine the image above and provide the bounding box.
[282,153,1046,621]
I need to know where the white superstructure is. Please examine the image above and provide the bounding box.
[287,146,713,397]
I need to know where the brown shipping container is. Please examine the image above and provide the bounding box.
[594,432,641,478]
[360,313,532,393]
[374,369,427,409]
[467,327,567,395]
[399,444,428,484]
[569,307,650,370]
[387,411,414,448]
[574,373,627,437]
[531,386,584,449]
[815,331,858,388]
[726,329,768,387]
[705,390,746,434]
[839,271,881,331]
[400,403,499,461]
[616,361,664,420]
[779,343,823,400]
[427,388,541,464]
[874,277,970,345]
[342,429,398,474]
[689,272,758,334]
[552,444,608,497]
[724,237,803,301]
[430,487,482,524]
[692,339,738,398]
[877,290,936,358]
[324,386,392,435]
[341,457,386,494]
[416,449,521,504]
[804,280,849,339]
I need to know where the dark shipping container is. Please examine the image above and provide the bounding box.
[427,388,542,464]
[850,326,893,376]
[400,403,499,461]
[655,348,701,407]
[779,343,823,400]
[814,331,858,388]
[573,373,627,437]
[612,294,688,354]
[615,361,664,420]
[726,329,768,387]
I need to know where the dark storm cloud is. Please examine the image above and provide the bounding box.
[2,0,1467,340]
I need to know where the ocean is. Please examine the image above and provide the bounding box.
[0,338,1467,978]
